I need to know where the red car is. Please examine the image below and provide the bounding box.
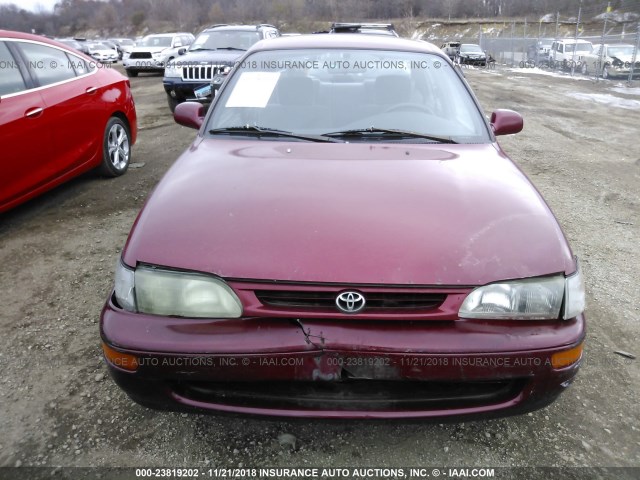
[0,30,136,213]
[101,35,585,419]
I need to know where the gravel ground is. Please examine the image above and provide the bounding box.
[0,64,638,479]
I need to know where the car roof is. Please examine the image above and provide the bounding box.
[0,29,90,52]
[204,24,274,32]
[144,32,191,38]
[250,34,444,55]
[555,38,592,43]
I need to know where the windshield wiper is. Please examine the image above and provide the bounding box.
[209,125,341,143]
[188,47,216,51]
[322,127,457,144]
[216,47,247,51]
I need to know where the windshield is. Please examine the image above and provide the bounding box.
[119,39,135,46]
[461,44,483,53]
[139,36,172,48]
[608,46,634,57]
[190,31,261,51]
[208,49,490,144]
[565,43,592,53]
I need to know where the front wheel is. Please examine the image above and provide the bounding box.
[99,117,131,177]
[167,94,180,113]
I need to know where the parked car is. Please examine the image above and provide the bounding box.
[327,23,399,37]
[71,37,92,55]
[123,32,194,77]
[527,39,553,64]
[55,38,90,56]
[440,41,461,61]
[163,24,279,112]
[548,39,593,68]
[86,41,118,63]
[581,43,639,78]
[102,34,585,419]
[0,29,137,213]
[458,43,487,66]
[108,37,135,59]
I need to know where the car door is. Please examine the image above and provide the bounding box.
[0,40,51,211]
[16,41,105,177]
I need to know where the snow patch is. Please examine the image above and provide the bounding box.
[567,92,640,109]
[610,87,640,96]
[505,67,592,81]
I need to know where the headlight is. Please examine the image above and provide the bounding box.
[459,260,585,320]
[164,61,182,77]
[564,263,585,319]
[123,52,130,59]
[114,262,242,318]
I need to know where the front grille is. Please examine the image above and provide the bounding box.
[255,290,446,311]
[129,51,152,59]
[182,65,225,81]
[174,379,525,411]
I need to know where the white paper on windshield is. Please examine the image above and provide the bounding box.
[225,72,281,108]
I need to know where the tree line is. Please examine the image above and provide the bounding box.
[0,0,637,37]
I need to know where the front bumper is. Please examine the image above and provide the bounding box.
[123,58,165,71]
[100,296,585,419]
[460,56,487,66]
[163,77,209,102]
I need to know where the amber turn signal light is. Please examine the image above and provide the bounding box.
[102,342,139,371]
[551,343,584,369]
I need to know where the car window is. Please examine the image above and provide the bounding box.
[0,42,27,96]
[18,42,77,87]
[190,31,261,51]
[139,36,172,47]
[67,52,92,76]
[208,49,490,144]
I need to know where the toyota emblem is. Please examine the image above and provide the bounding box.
[336,291,366,314]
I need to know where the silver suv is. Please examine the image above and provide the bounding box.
[123,32,194,77]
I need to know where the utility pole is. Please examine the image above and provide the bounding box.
[523,18,527,63]
[597,2,611,81]
[628,26,640,86]
[555,12,559,39]
[570,1,582,76]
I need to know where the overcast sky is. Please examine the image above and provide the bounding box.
[0,0,58,12]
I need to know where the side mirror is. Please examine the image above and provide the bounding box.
[174,102,205,129]
[490,109,523,136]
[173,41,182,48]
[178,48,186,55]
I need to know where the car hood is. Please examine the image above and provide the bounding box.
[178,49,246,65]
[610,54,634,63]
[123,141,574,286]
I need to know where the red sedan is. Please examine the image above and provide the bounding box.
[101,35,585,419]
[0,30,136,213]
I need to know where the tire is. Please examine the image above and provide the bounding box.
[99,117,131,177]
[125,69,138,78]
[167,94,180,113]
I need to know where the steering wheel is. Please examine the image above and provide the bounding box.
[384,103,433,114]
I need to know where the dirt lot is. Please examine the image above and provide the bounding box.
[0,63,638,478]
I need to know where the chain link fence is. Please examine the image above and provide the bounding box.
[423,2,639,86]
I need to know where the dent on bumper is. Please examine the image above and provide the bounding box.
[100,298,585,419]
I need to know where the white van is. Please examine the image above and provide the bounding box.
[549,39,593,68]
